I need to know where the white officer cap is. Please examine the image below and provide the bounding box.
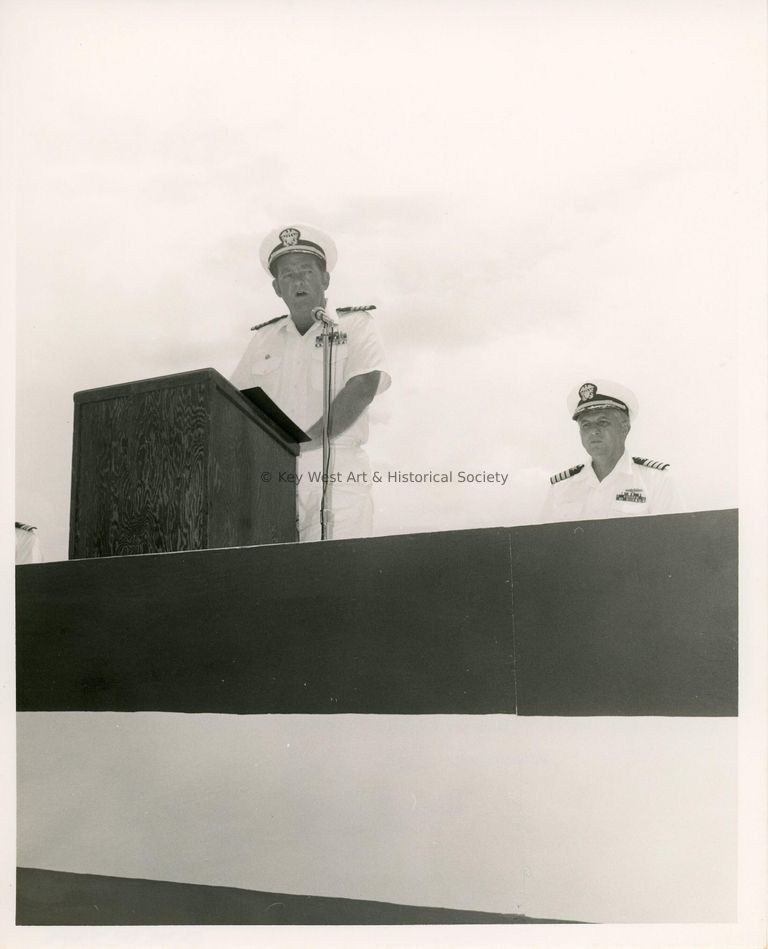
[259,223,337,276]
[568,379,639,421]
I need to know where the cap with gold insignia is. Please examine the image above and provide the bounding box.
[567,378,639,421]
[259,223,338,276]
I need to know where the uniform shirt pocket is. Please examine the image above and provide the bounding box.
[614,495,648,515]
[251,352,283,380]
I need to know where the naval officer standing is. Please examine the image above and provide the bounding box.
[230,224,391,541]
[540,380,681,523]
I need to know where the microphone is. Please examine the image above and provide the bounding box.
[312,306,339,326]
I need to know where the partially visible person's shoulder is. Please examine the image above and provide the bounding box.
[549,463,584,485]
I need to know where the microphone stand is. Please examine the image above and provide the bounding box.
[311,304,374,540]
[312,306,338,540]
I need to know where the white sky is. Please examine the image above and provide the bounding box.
[7,0,765,560]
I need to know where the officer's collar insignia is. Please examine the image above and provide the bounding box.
[579,382,597,402]
[279,227,300,247]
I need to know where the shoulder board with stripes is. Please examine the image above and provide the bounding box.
[15,521,37,532]
[550,464,584,485]
[336,305,376,314]
[250,314,288,332]
[633,456,670,471]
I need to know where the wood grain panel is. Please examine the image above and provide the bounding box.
[70,383,209,557]
[208,384,297,548]
[69,369,298,557]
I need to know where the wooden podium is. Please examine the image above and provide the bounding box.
[68,369,305,559]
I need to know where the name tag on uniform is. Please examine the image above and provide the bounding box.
[616,489,646,503]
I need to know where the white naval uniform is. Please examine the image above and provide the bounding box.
[540,449,682,524]
[230,306,390,541]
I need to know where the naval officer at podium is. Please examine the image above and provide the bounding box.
[541,379,682,523]
[231,224,391,542]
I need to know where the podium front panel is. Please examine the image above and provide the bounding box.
[69,369,298,558]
